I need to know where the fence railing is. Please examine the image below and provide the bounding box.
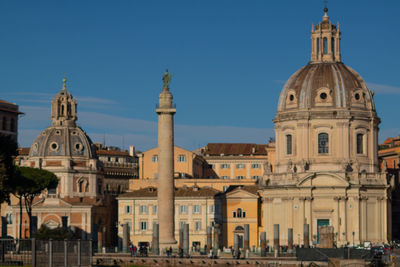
[0,238,92,267]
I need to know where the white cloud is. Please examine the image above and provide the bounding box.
[367,82,400,95]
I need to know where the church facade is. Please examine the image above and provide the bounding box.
[4,79,114,248]
[260,8,393,246]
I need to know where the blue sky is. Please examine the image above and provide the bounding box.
[1,0,399,151]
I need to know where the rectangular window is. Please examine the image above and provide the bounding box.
[180,221,186,229]
[221,176,230,179]
[177,155,186,162]
[221,164,230,169]
[251,175,260,179]
[286,134,292,155]
[233,211,237,218]
[152,155,158,162]
[125,205,131,214]
[356,133,363,154]
[251,164,260,169]
[209,205,215,213]
[236,164,245,169]
[140,221,147,231]
[193,205,201,214]
[195,221,201,231]
[61,216,68,228]
[236,176,244,180]
[318,133,329,154]
[153,205,158,214]
[115,157,119,163]
[223,186,228,192]
[139,205,148,214]
[242,211,246,218]
[180,205,188,214]
[207,164,214,169]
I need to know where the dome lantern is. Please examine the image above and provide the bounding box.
[51,77,78,127]
[311,8,341,63]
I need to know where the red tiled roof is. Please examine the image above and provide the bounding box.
[118,186,221,198]
[204,143,267,156]
[18,147,30,155]
[97,149,130,156]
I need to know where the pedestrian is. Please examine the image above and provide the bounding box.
[129,242,133,256]
[133,245,137,257]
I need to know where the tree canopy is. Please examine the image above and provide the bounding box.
[0,134,18,205]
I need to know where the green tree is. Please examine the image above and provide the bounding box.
[34,224,72,240]
[13,167,58,238]
[0,135,18,238]
[0,134,18,205]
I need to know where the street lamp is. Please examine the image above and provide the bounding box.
[342,232,346,246]
[352,231,355,247]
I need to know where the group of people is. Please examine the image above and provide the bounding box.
[129,242,148,257]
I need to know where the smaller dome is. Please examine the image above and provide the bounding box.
[29,126,96,159]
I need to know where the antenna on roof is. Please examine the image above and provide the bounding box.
[103,133,106,147]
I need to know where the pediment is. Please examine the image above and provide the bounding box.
[225,189,258,199]
[34,197,72,207]
[297,172,349,188]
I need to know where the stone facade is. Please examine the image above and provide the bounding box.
[4,79,113,248]
[0,99,23,142]
[260,9,392,247]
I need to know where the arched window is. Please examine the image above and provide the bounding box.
[286,134,292,155]
[237,208,242,218]
[2,117,7,130]
[318,133,329,154]
[316,38,320,55]
[10,118,15,132]
[61,105,65,116]
[331,37,335,57]
[356,133,364,154]
[323,37,328,54]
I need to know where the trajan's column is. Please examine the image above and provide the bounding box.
[156,69,177,251]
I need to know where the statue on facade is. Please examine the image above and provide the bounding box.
[162,69,172,89]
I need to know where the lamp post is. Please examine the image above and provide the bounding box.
[352,231,355,247]
[335,232,338,247]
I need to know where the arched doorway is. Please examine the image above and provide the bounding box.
[233,225,244,248]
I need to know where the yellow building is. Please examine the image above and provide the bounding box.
[221,186,261,249]
[117,186,221,249]
[198,143,270,180]
[137,145,206,179]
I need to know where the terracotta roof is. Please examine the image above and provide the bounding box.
[224,185,259,196]
[203,143,267,156]
[97,149,130,156]
[118,186,221,199]
[17,147,30,155]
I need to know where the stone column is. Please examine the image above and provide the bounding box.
[183,224,189,256]
[304,224,309,248]
[260,232,266,257]
[274,224,279,258]
[213,224,220,251]
[122,223,129,253]
[244,224,250,251]
[156,74,177,250]
[206,226,212,253]
[152,223,159,255]
[288,228,293,252]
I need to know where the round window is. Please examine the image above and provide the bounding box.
[50,142,59,151]
[33,143,38,152]
[55,130,61,135]
[320,92,327,100]
[75,143,83,151]
[289,94,294,101]
[355,93,360,100]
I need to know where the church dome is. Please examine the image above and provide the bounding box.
[277,62,375,112]
[29,125,96,158]
[277,8,375,115]
[29,78,96,159]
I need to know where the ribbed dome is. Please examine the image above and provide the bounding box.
[277,62,375,112]
[29,126,96,159]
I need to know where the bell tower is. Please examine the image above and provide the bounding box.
[310,7,341,63]
[51,77,78,127]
